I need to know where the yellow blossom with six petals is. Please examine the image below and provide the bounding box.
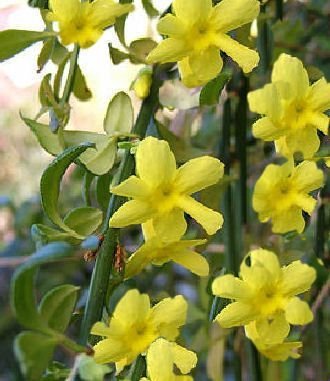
[92,289,187,370]
[212,249,316,341]
[248,53,330,158]
[146,0,260,87]
[253,160,324,233]
[110,137,224,237]
[47,0,133,48]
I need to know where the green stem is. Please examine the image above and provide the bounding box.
[79,67,162,345]
[61,44,80,105]
[248,341,263,381]
[258,4,273,75]
[220,98,240,275]
[234,74,249,226]
[275,0,283,20]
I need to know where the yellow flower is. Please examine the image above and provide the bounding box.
[142,338,197,381]
[146,0,260,87]
[253,160,324,233]
[125,233,208,279]
[248,54,330,158]
[133,69,153,99]
[47,0,133,48]
[110,137,224,236]
[92,289,187,369]
[245,321,302,361]
[212,249,316,338]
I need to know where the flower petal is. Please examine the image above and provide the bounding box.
[252,117,284,141]
[124,244,153,279]
[135,137,177,187]
[272,54,309,100]
[212,274,252,300]
[178,195,223,235]
[292,161,324,194]
[281,261,316,296]
[172,342,197,374]
[255,313,290,344]
[49,0,80,19]
[152,208,187,241]
[113,289,150,324]
[285,297,313,325]
[93,337,128,364]
[172,249,209,276]
[216,33,259,73]
[146,38,189,64]
[90,0,133,29]
[271,207,305,234]
[110,175,150,198]
[172,0,212,23]
[109,199,154,227]
[215,302,258,327]
[248,83,283,117]
[211,0,260,33]
[249,249,281,282]
[308,77,330,112]
[175,156,224,194]
[157,14,187,37]
[277,127,320,159]
[150,295,187,341]
[181,47,223,87]
[91,321,111,337]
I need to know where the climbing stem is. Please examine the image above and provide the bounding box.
[79,67,162,345]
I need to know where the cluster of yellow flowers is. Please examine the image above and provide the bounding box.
[249,54,328,234]
[43,0,327,375]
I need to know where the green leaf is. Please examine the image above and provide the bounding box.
[63,207,103,236]
[104,92,133,135]
[28,0,49,9]
[39,285,79,333]
[40,144,93,236]
[63,130,102,147]
[15,331,57,381]
[108,44,130,64]
[199,72,231,106]
[129,38,157,63]
[73,65,92,101]
[22,116,63,155]
[37,38,55,73]
[96,173,112,211]
[78,354,112,381]
[0,30,54,62]
[79,136,117,175]
[11,242,74,330]
[31,224,79,245]
[82,172,95,206]
[141,0,158,17]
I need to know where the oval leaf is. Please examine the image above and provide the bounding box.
[0,30,55,62]
[40,144,93,236]
[31,224,79,246]
[14,331,57,381]
[79,136,117,175]
[11,242,74,331]
[199,72,231,106]
[103,92,133,135]
[63,207,103,236]
[22,116,63,155]
[39,285,79,333]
